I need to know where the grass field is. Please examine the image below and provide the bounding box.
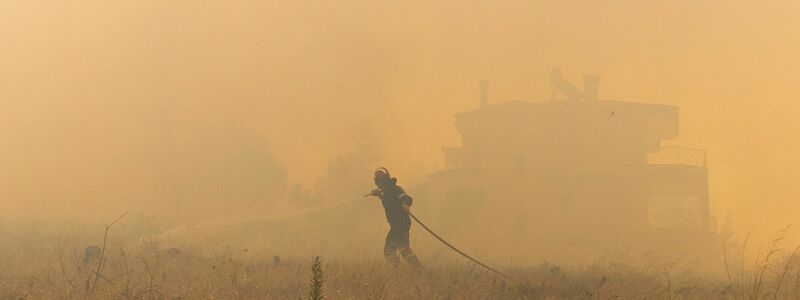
[1,216,798,299]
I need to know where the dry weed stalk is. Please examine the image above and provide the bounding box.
[122,248,132,297]
[56,238,75,293]
[309,256,325,300]
[720,235,734,289]
[739,227,755,300]
[750,225,790,299]
[88,211,128,293]
[794,264,799,299]
[773,245,800,300]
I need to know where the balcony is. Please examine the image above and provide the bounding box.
[647,146,707,168]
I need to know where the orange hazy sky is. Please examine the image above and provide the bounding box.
[1,0,799,242]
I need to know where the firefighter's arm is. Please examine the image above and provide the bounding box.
[369,189,382,197]
[398,187,413,212]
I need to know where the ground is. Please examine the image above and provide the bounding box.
[0,217,797,299]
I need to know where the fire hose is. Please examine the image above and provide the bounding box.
[407,211,510,278]
[364,194,509,278]
[225,193,510,278]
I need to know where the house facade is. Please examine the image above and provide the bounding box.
[418,80,712,261]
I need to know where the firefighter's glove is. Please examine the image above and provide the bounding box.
[370,189,381,197]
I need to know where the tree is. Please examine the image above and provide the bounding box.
[310,116,380,204]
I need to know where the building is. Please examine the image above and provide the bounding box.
[420,73,712,261]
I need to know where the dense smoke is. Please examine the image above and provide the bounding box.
[1,0,799,256]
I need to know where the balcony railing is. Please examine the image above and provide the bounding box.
[647,146,707,168]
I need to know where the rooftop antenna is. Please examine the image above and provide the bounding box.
[550,68,583,101]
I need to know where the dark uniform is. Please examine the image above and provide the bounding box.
[373,170,422,268]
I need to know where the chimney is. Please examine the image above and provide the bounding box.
[583,75,599,101]
[479,80,488,108]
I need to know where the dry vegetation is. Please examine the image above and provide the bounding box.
[1,215,799,300]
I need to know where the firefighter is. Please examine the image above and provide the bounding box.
[370,167,422,268]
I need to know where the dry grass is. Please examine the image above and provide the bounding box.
[0,217,798,299]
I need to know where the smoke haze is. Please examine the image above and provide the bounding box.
[2,0,800,249]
